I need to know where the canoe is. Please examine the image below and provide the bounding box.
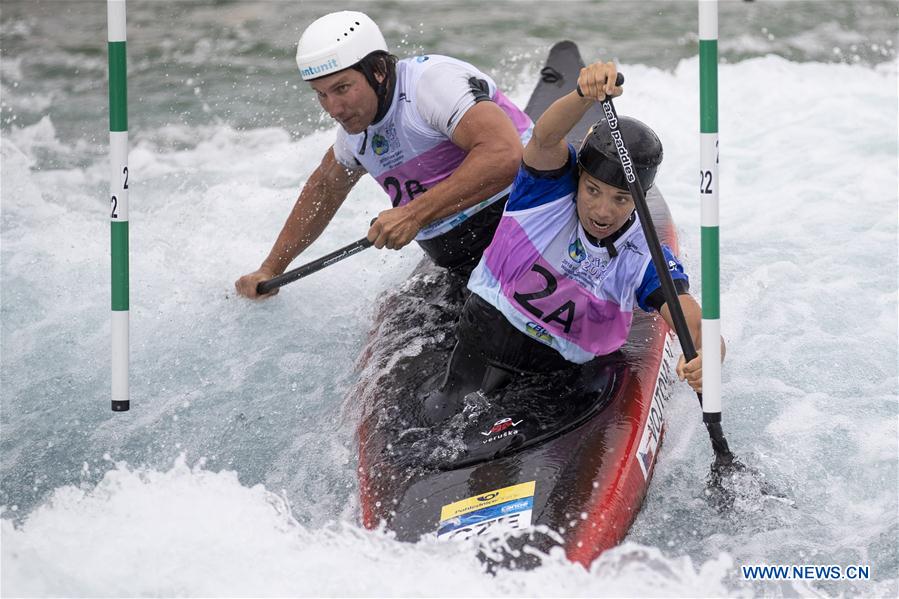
[349,41,679,568]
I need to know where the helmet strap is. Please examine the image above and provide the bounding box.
[354,56,396,124]
[353,54,396,155]
[373,69,396,123]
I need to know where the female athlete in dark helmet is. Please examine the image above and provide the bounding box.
[428,60,725,421]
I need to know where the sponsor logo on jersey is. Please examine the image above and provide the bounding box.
[371,133,389,155]
[525,321,553,344]
[622,240,643,255]
[560,251,611,289]
[416,55,430,63]
[372,123,403,168]
[568,238,586,263]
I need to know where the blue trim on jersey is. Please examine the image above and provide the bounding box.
[506,144,579,211]
[636,246,689,312]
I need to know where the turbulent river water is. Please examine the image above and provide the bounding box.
[2,1,897,596]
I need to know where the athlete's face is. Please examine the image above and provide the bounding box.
[576,171,635,240]
[309,68,383,134]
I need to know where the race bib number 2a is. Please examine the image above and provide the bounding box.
[513,264,577,334]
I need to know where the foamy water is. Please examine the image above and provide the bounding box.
[1,10,897,596]
[2,454,748,598]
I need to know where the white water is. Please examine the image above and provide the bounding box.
[2,56,897,597]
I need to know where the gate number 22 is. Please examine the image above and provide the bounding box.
[699,170,713,194]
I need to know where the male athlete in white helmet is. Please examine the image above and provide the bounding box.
[236,11,533,298]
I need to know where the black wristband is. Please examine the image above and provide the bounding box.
[576,84,585,98]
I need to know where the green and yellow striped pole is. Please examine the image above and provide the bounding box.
[699,0,721,419]
[109,0,129,412]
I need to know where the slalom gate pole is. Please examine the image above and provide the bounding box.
[699,0,722,425]
[109,0,129,412]
[599,91,734,466]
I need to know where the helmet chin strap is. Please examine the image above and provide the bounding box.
[355,59,396,154]
[369,68,395,124]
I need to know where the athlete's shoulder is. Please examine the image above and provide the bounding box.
[402,54,470,66]
[507,145,579,212]
[405,54,491,83]
[404,54,497,137]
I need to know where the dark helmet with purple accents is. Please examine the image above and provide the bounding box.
[577,116,663,191]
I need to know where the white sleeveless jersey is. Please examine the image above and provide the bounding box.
[333,55,533,240]
[468,146,688,364]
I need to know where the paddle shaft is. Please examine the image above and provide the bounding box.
[599,98,698,358]
[256,237,372,295]
[599,94,733,464]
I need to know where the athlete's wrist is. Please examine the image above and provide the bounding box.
[260,256,287,276]
[403,201,428,230]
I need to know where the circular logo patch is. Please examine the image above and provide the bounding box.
[372,133,389,156]
[568,238,586,263]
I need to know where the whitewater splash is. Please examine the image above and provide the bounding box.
[2,54,897,597]
[2,456,740,598]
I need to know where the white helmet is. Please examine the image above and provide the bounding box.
[296,11,388,81]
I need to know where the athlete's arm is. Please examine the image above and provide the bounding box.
[659,294,726,393]
[235,147,364,298]
[367,101,522,250]
[523,61,621,172]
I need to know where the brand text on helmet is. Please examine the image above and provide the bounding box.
[301,58,339,79]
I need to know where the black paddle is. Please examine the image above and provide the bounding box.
[597,88,739,476]
[256,236,373,295]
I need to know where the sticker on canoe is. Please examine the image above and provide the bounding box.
[436,481,536,542]
[636,334,675,480]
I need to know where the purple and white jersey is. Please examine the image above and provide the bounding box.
[333,55,533,240]
[467,145,688,364]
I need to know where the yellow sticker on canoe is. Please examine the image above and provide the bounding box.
[439,481,536,521]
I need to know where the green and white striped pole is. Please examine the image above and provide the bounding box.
[109,0,129,412]
[699,0,721,418]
